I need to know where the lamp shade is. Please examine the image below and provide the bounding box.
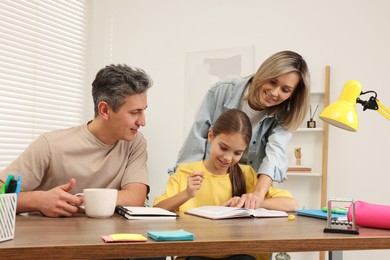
[320,80,362,132]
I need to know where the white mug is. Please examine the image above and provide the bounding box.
[77,188,118,218]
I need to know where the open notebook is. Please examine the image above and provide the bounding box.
[185,205,287,220]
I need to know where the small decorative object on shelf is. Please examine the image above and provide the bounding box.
[289,147,312,172]
[307,104,319,128]
[294,147,302,165]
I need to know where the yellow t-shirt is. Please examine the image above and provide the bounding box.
[155,161,292,212]
[156,161,292,260]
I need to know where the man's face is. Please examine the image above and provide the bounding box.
[108,92,147,142]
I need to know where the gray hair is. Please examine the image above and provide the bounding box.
[92,64,153,117]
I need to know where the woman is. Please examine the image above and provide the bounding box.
[171,50,310,209]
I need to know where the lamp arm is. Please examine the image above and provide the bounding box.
[376,100,390,120]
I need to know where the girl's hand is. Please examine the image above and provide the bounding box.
[186,171,204,198]
[222,196,242,207]
[230,193,263,209]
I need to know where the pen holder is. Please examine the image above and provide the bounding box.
[0,193,17,242]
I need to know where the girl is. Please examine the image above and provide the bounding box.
[155,109,298,260]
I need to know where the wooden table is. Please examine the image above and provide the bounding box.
[1,212,390,259]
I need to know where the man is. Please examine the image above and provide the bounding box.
[0,64,153,217]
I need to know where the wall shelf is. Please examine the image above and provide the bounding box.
[287,172,322,177]
[295,128,323,133]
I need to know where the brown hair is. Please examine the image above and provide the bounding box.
[211,109,252,197]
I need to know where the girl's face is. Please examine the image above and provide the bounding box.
[205,131,247,175]
[257,71,300,109]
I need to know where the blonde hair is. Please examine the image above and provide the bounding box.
[245,50,310,131]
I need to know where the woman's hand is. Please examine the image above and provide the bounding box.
[225,193,263,209]
[228,174,271,209]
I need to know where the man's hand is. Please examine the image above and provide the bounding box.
[38,178,83,217]
[186,171,204,198]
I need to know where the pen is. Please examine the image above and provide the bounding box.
[6,179,17,193]
[4,174,15,193]
[181,168,193,174]
[15,175,22,196]
[180,168,208,179]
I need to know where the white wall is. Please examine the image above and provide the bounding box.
[87,1,390,259]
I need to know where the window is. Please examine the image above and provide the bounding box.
[0,0,87,171]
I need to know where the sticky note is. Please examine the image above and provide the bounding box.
[101,233,147,243]
[147,229,194,241]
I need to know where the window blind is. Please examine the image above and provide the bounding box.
[0,0,87,171]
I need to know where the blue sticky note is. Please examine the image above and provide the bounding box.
[147,229,194,241]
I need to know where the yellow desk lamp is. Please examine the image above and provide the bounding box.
[320,80,390,131]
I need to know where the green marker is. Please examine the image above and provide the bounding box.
[0,184,6,194]
[321,207,348,215]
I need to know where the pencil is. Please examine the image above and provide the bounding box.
[180,168,207,179]
[180,168,193,174]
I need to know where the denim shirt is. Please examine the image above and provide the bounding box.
[172,77,292,182]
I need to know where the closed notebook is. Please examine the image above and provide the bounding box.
[116,206,178,220]
[185,205,287,220]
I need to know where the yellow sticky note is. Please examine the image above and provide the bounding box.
[109,234,147,241]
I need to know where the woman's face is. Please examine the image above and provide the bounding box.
[257,71,300,109]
